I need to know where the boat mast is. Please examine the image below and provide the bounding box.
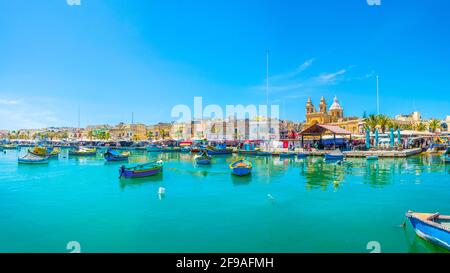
[266,49,269,108]
[376,75,380,115]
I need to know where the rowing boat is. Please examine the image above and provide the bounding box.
[205,146,233,155]
[18,153,49,164]
[69,147,97,156]
[119,160,163,178]
[324,150,344,161]
[194,150,212,165]
[406,211,450,251]
[104,149,130,161]
[230,159,252,176]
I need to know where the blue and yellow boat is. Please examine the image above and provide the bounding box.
[69,147,97,156]
[406,211,450,251]
[28,146,60,158]
[194,150,212,165]
[104,149,130,162]
[18,153,49,164]
[119,160,163,178]
[230,159,252,176]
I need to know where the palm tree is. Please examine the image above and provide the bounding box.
[428,119,440,133]
[415,122,427,132]
[363,114,378,133]
[87,131,94,140]
[105,132,110,140]
[159,129,166,140]
[387,120,399,131]
[377,114,390,133]
[147,131,153,140]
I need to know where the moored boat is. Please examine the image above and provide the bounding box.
[146,144,163,152]
[194,150,212,165]
[230,158,252,176]
[28,146,60,158]
[104,149,130,161]
[18,153,49,164]
[69,147,97,156]
[406,211,450,251]
[324,150,344,161]
[0,143,18,149]
[255,151,271,156]
[162,147,181,152]
[297,153,308,159]
[366,155,379,161]
[119,160,163,178]
[205,145,233,155]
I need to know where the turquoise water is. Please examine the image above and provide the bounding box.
[1,148,449,253]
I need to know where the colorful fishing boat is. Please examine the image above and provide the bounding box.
[366,155,379,160]
[18,153,49,164]
[324,150,344,161]
[69,147,97,156]
[181,147,191,153]
[237,149,260,155]
[194,150,212,165]
[119,160,163,178]
[146,144,163,152]
[205,145,233,155]
[1,143,18,149]
[406,211,450,251]
[230,159,252,176]
[104,149,130,161]
[297,153,308,159]
[28,146,60,158]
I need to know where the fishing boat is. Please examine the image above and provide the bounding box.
[18,153,49,164]
[104,149,130,161]
[324,150,344,161]
[237,149,260,155]
[279,152,296,158]
[297,153,308,159]
[146,144,163,152]
[181,147,191,153]
[366,155,379,161]
[68,147,97,156]
[194,150,212,165]
[205,145,233,155]
[230,159,252,176]
[28,146,60,158]
[119,160,163,178]
[1,143,18,149]
[405,211,450,251]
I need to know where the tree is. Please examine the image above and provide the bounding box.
[377,114,390,133]
[87,131,94,140]
[415,122,426,132]
[387,120,399,131]
[147,131,153,140]
[363,114,378,133]
[428,119,440,133]
[159,129,166,140]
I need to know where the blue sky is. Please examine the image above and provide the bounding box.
[0,0,449,130]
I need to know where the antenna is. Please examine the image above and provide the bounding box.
[77,105,80,129]
[376,75,380,115]
[266,49,269,108]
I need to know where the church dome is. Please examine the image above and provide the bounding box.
[329,96,342,111]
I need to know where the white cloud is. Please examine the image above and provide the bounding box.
[0,99,20,105]
[314,69,347,84]
[270,58,314,82]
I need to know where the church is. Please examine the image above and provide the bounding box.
[306,96,344,125]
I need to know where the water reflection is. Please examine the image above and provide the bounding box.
[119,173,164,189]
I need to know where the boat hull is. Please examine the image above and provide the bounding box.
[120,167,162,178]
[325,154,344,161]
[297,153,308,158]
[69,151,97,156]
[407,212,450,251]
[279,153,296,158]
[18,158,49,164]
[195,158,211,165]
[366,156,379,160]
[206,149,232,155]
[232,167,252,176]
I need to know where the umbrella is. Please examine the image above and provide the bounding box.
[390,128,395,148]
[397,128,401,146]
[374,129,379,148]
[365,129,371,149]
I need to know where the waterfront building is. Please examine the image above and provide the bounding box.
[147,122,173,140]
[109,122,147,141]
[305,96,363,135]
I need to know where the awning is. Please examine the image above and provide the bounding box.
[299,123,352,136]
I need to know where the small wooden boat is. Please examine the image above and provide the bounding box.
[119,160,163,178]
[297,153,309,159]
[406,211,450,251]
[104,149,130,161]
[230,159,252,176]
[1,144,18,149]
[146,144,163,152]
[28,146,60,158]
[205,146,233,155]
[366,155,379,161]
[69,147,97,156]
[324,150,344,161]
[194,150,212,165]
[279,152,296,158]
[18,153,49,164]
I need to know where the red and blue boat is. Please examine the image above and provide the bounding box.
[119,160,163,178]
[406,211,450,251]
[230,159,252,176]
[104,149,130,162]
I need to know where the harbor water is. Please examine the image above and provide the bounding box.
[0,148,449,253]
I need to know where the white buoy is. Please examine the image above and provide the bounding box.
[158,187,166,200]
